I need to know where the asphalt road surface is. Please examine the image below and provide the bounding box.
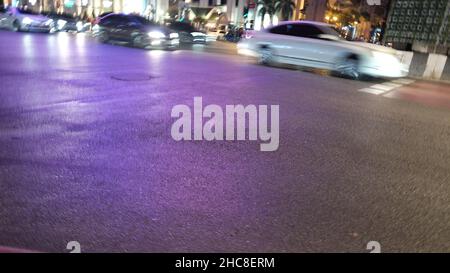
[0,31,449,252]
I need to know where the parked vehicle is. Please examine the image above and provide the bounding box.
[43,12,90,32]
[168,22,206,44]
[237,21,409,79]
[92,13,179,50]
[224,26,244,43]
[0,6,55,33]
[207,24,226,41]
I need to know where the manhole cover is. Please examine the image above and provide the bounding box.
[110,73,156,82]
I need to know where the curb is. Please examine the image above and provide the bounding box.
[0,246,40,253]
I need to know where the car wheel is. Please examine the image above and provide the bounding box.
[132,34,146,49]
[334,55,361,80]
[11,20,20,32]
[97,31,109,43]
[165,44,179,51]
[259,46,274,65]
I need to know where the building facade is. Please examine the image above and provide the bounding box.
[4,0,169,21]
[1,0,308,27]
[3,0,249,25]
[384,0,450,54]
[305,0,327,22]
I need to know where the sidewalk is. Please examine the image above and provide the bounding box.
[383,80,450,109]
[0,245,40,253]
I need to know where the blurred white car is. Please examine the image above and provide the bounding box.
[237,21,409,79]
[0,7,55,33]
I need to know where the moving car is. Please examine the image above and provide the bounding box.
[93,14,179,49]
[237,21,409,79]
[0,6,55,33]
[43,12,90,32]
[168,22,206,44]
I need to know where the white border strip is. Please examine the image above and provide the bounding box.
[358,79,415,96]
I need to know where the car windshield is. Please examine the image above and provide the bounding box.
[320,25,345,40]
[17,7,39,15]
[43,12,75,19]
[128,15,153,26]
[170,23,196,32]
[56,13,75,19]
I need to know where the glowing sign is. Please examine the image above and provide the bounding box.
[64,0,75,8]
[102,0,113,8]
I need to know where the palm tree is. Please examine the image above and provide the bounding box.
[327,0,363,25]
[257,0,277,27]
[275,0,296,21]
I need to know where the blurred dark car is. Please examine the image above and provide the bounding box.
[93,13,179,49]
[43,12,90,32]
[168,22,206,44]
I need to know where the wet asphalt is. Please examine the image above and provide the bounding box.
[0,31,449,252]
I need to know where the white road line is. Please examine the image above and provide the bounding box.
[358,79,415,96]
[370,84,396,91]
[391,79,416,85]
[380,82,403,88]
[358,88,387,95]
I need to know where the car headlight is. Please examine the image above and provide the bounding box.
[169,32,179,39]
[148,31,166,39]
[371,51,399,64]
[76,21,83,31]
[190,32,205,37]
[22,17,33,25]
[45,19,54,26]
[57,19,67,29]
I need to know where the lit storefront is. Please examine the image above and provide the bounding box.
[2,0,219,23]
[6,0,153,18]
[123,0,145,14]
